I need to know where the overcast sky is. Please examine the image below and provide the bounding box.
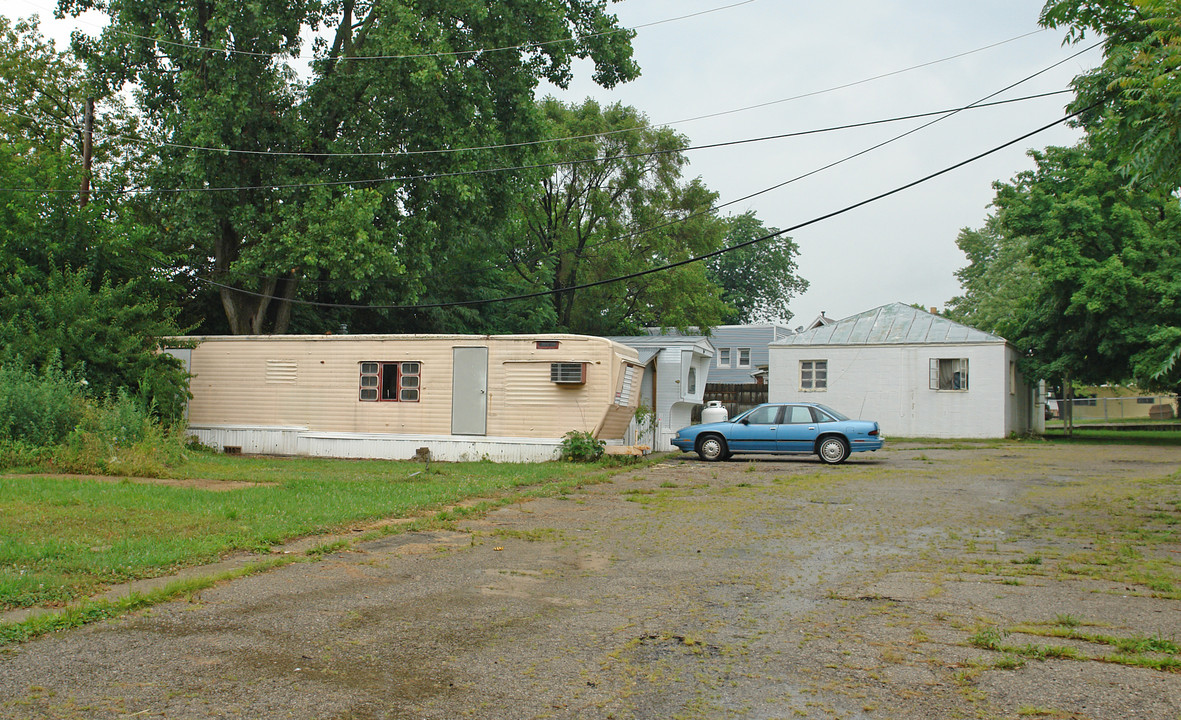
[541,0,1097,327]
[15,0,1098,329]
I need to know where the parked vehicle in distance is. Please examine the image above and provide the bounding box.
[671,402,883,464]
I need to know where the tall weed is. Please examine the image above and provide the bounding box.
[0,370,189,476]
[51,393,187,477]
[0,360,83,447]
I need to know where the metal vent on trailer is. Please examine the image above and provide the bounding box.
[550,362,586,384]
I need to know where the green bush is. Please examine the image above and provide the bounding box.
[0,360,83,446]
[0,364,189,475]
[52,392,188,477]
[0,267,191,423]
[560,430,605,462]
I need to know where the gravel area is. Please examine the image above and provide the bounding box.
[1,441,1179,719]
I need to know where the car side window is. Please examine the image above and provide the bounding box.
[786,406,813,424]
[810,407,836,423]
[745,405,781,424]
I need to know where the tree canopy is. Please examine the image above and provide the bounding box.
[57,0,640,335]
[707,212,807,325]
[1031,0,1181,390]
[949,139,1181,393]
[0,17,188,417]
[511,98,728,334]
[1041,0,1181,190]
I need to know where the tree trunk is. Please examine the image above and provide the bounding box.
[272,276,299,335]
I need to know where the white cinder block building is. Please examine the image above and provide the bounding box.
[768,304,1043,438]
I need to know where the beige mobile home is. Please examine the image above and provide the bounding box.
[166,334,644,462]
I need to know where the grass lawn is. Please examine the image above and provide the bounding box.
[1041,428,1181,445]
[1,453,623,611]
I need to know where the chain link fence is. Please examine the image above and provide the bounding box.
[1046,395,1177,423]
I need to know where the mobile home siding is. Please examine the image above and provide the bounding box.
[178,334,640,461]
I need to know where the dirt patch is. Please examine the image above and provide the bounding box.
[19,473,273,491]
[1,441,1178,719]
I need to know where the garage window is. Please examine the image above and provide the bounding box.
[800,360,827,390]
[930,358,969,391]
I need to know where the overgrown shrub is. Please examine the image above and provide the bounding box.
[51,392,188,477]
[0,364,189,475]
[560,430,605,462]
[0,360,83,446]
[0,267,191,423]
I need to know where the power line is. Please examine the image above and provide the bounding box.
[185,40,1107,302]
[477,42,1096,279]
[0,33,1057,162]
[196,106,1093,311]
[0,91,1074,196]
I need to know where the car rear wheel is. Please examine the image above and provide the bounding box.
[696,434,729,462]
[817,436,849,465]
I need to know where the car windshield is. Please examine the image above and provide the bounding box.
[813,404,849,422]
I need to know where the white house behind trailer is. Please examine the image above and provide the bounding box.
[607,335,714,451]
[165,334,644,462]
[647,324,793,384]
[768,304,1042,438]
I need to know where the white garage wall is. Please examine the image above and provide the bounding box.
[769,343,1018,438]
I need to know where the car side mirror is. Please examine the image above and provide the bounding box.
[740,419,750,425]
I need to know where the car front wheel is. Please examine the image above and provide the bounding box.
[696,434,729,462]
[817,436,849,465]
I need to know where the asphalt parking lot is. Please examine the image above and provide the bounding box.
[2,441,1179,719]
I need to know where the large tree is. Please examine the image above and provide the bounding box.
[1041,0,1181,190]
[0,17,188,415]
[0,15,152,287]
[511,98,733,335]
[950,140,1181,416]
[706,212,807,325]
[59,0,639,334]
[946,217,1039,343]
[1039,0,1181,388]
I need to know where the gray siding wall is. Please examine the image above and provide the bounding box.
[706,326,789,383]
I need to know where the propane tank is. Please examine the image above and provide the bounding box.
[701,401,728,424]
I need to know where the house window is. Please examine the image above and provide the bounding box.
[359,361,421,402]
[930,358,969,391]
[550,362,586,384]
[1009,361,1016,395]
[737,348,751,368]
[687,366,697,395]
[718,348,731,368]
[800,360,827,390]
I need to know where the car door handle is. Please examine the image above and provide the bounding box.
[808,426,816,430]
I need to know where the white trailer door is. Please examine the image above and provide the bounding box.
[451,347,488,435]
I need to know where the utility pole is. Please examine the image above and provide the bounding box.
[80,97,94,207]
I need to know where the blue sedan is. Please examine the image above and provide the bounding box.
[671,402,883,464]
